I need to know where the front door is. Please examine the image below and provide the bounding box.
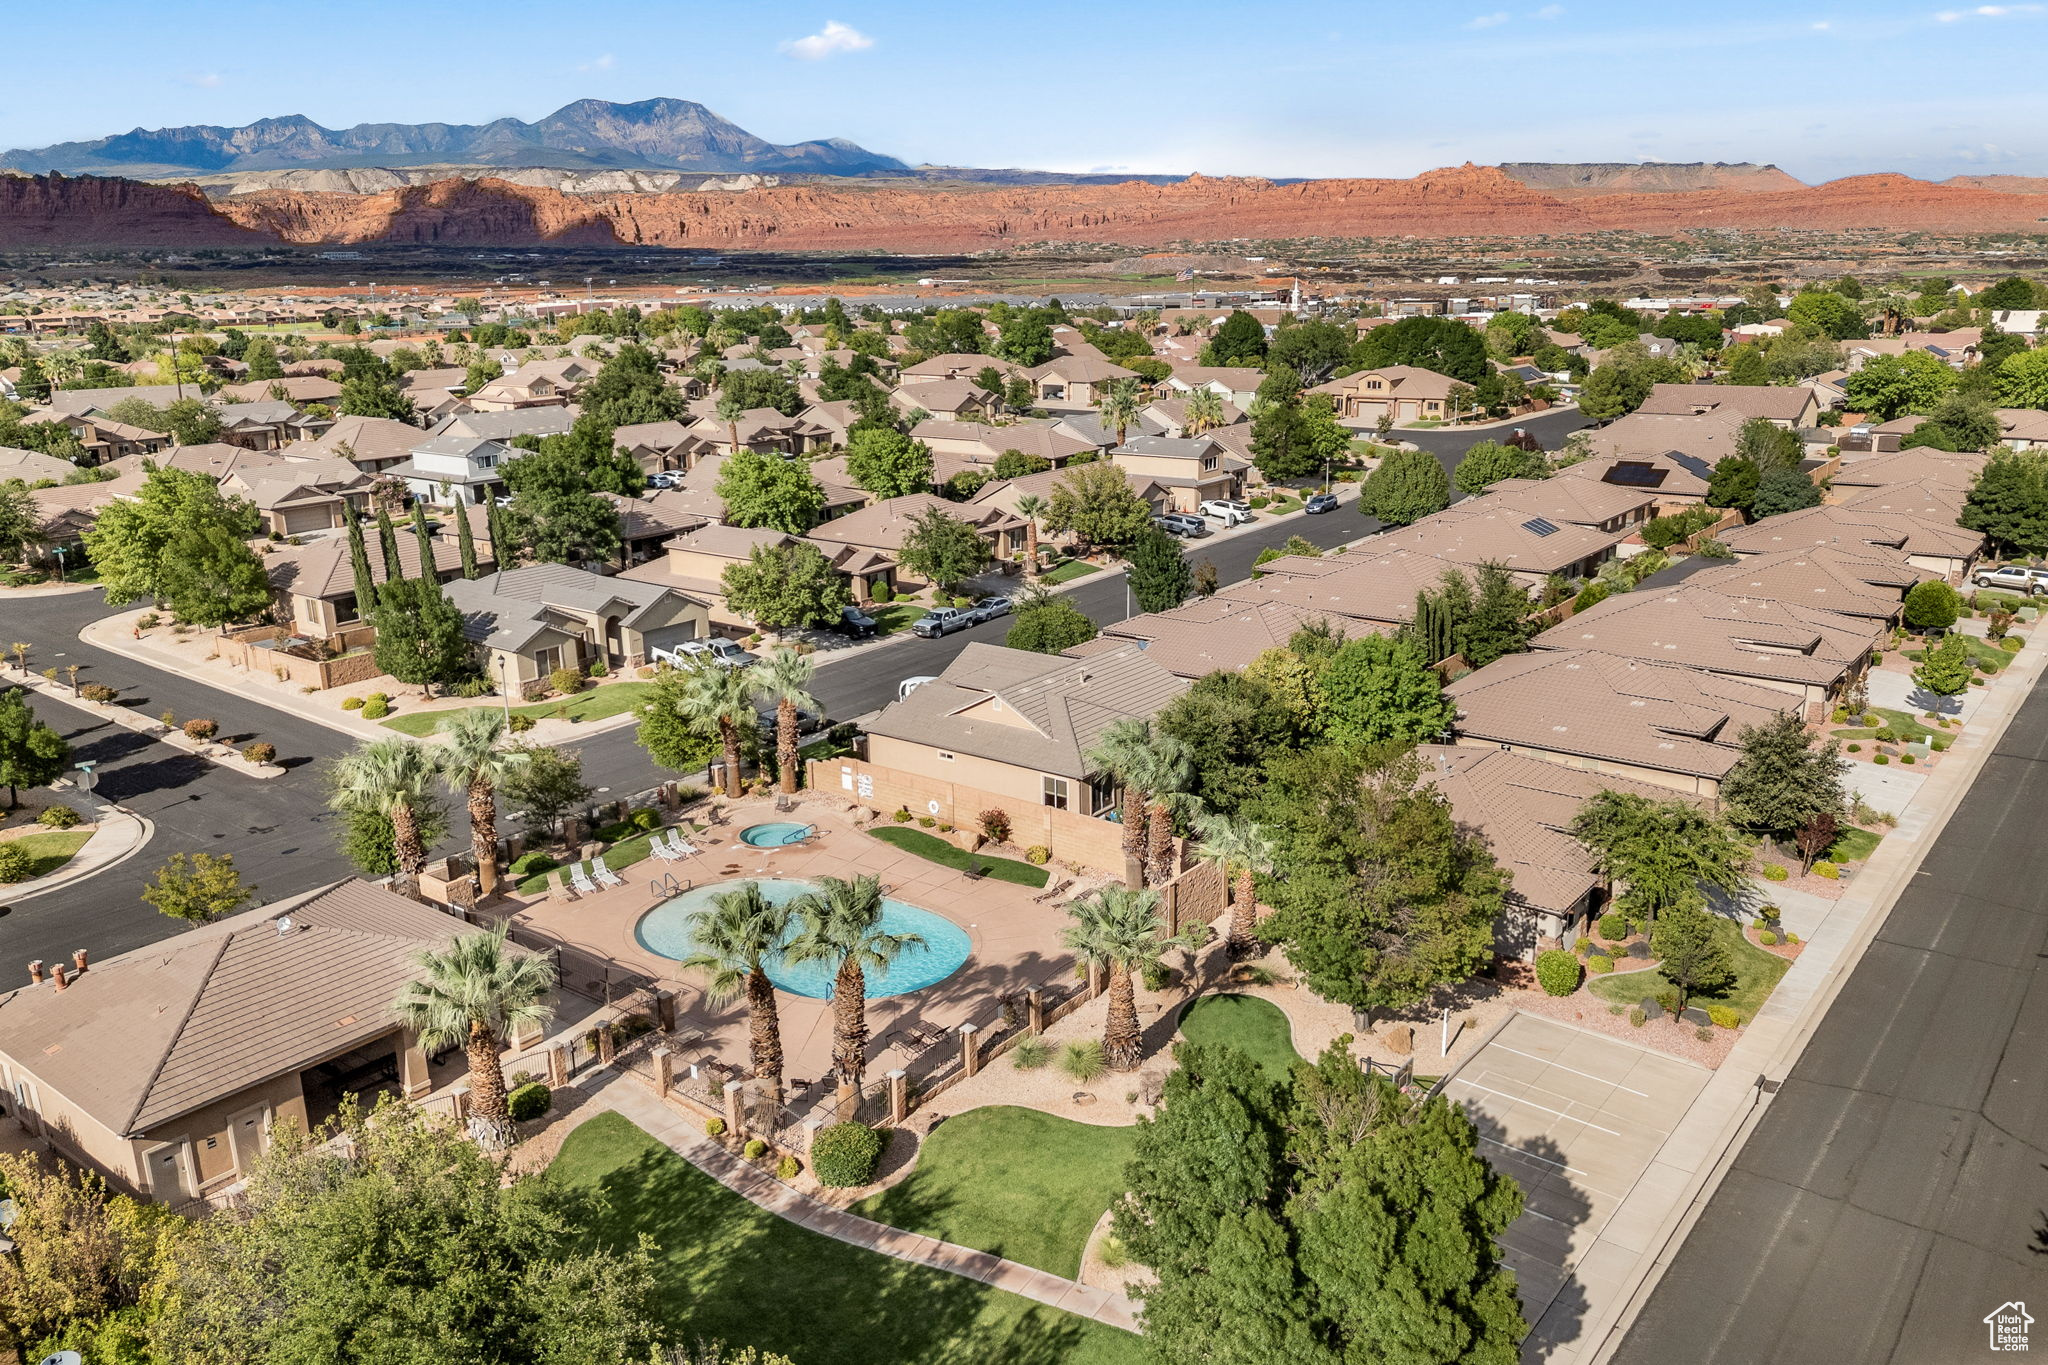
[229,1106,269,1174]
[146,1144,192,1203]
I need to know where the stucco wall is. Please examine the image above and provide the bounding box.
[809,754,1128,873]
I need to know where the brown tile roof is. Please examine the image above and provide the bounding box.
[1719,501,1982,562]
[1365,501,1626,577]
[1580,408,1748,466]
[301,416,425,468]
[1531,584,1882,689]
[1099,595,1377,677]
[1445,649,1793,782]
[0,880,469,1136]
[1555,449,1716,500]
[1637,383,1815,424]
[1829,447,1987,491]
[1684,542,1931,620]
[1216,546,1470,629]
[808,493,1019,552]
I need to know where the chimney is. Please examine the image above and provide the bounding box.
[51,964,68,992]
[72,949,88,974]
[27,960,43,985]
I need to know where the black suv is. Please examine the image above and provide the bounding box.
[833,605,878,638]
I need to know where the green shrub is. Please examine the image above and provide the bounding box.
[1762,864,1789,881]
[451,677,493,698]
[506,1082,552,1121]
[361,696,389,720]
[1535,949,1582,996]
[36,805,80,828]
[705,1117,726,1137]
[241,742,276,765]
[594,819,636,843]
[508,712,536,733]
[892,808,912,823]
[587,660,609,679]
[1010,1035,1051,1069]
[917,815,936,828]
[550,666,586,696]
[1759,930,1778,946]
[1024,845,1051,865]
[1901,753,1916,764]
[1847,743,1861,753]
[2002,635,2024,652]
[1813,860,1840,879]
[1707,1005,1742,1029]
[1932,736,1950,751]
[136,612,160,630]
[1059,1039,1108,1082]
[1139,960,1171,992]
[1786,932,1800,945]
[1586,953,1614,975]
[1628,1006,1646,1028]
[811,1121,885,1187]
[870,580,894,603]
[1597,912,1628,941]
[776,1155,801,1180]
[509,851,557,878]
[1573,935,1594,954]
[1572,580,1613,613]
[78,683,118,703]
[632,807,662,832]
[1874,753,1890,765]
[182,718,218,741]
[743,1138,769,1160]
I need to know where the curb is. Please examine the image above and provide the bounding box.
[12,672,288,781]
[4,794,156,902]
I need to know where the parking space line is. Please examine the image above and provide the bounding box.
[1488,1043,1650,1097]
[1478,1136,1630,1202]
[1446,1077,1623,1137]
[1473,1067,1623,1117]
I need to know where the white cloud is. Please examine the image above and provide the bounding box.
[1531,4,1565,17]
[1936,3,2041,18]
[780,20,875,59]
[577,53,615,72]
[179,72,224,88]
[1811,19,1832,28]
[1465,11,1511,27]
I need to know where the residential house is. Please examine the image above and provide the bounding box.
[442,563,710,695]
[807,493,1028,582]
[223,457,375,537]
[1829,447,1986,496]
[1681,543,1931,625]
[912,419,1096,470]
[396,434,516,506]
[1160,366,1267,409]
[1636,383,1821,428]
[681,407,831,459]
[264,522,483,634]
[968,464,1168,543]
[218,375,344,407]
[1141,394,1245,439]
[899,353,1021,387]
[299,415,423,475]
[1554,448,1717,511]
[1719,492,1982,580]
[619,521,896,624]
[430,408,579,445]
[0,446,80,483]
[466,357,595,411]
[1110,435,1247,513]
[888,380,998,423]
[1309,365,1459,425]
[610,420,693,474]
[1444,649,1796,798]
[0,880,508,1208]
[1530,584,1883,720]
[210,399,330,451]
[651,452,866,527]
[843,641,1190,872]
[1027,354,1141,412]
[1090,595,1369,677]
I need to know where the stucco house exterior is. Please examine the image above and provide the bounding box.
[442,562,709,695]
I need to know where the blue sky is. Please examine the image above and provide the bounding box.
[7,1,2048,182]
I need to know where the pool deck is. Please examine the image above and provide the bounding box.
[500,796,1100,1093]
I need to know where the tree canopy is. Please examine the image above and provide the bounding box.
[1347,315,1488,385]
[1356,446,1451,527]
[714,449,827,533]
[720,540,851,631]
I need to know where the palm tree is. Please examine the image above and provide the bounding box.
[393,923,557,1146]
[1064,886,1184,1072]
[1096,376,1144,449]
[785,875,925,1100]
[1193,812,1277,958]
[1183,387,1224,436]
[680,882,794,1103]
[1015,493,1047,576]
[1131,733,1199,887]
[753,647,817,797]
[678,657,758,797]
[439,708,528,898]
[717,392,746,455]
[1085,718,1157,881]
[328,737,442,894]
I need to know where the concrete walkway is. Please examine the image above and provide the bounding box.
[1573,624,2048,1365]
[3,789,155,902]
[588,1074,1142,1335]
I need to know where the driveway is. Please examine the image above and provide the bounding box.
[1437,1013,1709,1365]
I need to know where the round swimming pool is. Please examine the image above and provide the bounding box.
[738,821,814,848]
[634,878,972,999]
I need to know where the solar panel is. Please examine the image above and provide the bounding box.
[1521,517,1561,537]
[1602,462,1668,488]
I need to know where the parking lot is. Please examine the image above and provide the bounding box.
[1438,1013,1710,1363]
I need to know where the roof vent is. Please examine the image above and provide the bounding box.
[276,916,296,937]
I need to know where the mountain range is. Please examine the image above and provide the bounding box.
[0,98,908,178]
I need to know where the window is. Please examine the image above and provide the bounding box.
[937,751,955,762]
[1042,775,1070,810]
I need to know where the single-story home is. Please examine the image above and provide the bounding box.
[442,562,711,694]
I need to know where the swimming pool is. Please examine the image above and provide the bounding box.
[738,822,815,848]
[634,878,973,999]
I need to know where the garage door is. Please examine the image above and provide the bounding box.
[281,504,332,536]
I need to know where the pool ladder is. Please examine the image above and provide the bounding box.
[650,871,688,899]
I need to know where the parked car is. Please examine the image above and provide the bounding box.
[652,638,759,670]
[1152,513,1210,538]
[1303,492,1340,515]
[647,471,683,490]
[832,604,878,638]
[910,606,974,638]
[756,701,826,735]
[897,675,939,701]
[1970,564,2048,595]
[1199,499,1251,526]
[968,595,1013,623]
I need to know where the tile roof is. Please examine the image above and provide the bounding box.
[1679,543,1929,620]
[1531,584,1881,689]
[1637,383,1815,423]
[442,563,690,650]
[808,493,1019,552]
[1098,595,1376,676]
[1718,501,1982,561]
[1829,447,1987,491]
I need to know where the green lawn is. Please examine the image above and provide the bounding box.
[516,826,664,895]
[381,680,655,736]
[1586,916,1789,1024]
[866,826,1049,888]
[1039,560,1100,585]
[855,1107,1139,1279]
[1177,993,1302,1080]
[1833,706,1944,744]
[550,1112,1129,1365]
[0,830,91,883]
[1826,825,1884,864]
[1904,636,2016,673]
[869,603,925,636]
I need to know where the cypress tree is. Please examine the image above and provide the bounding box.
[342,501,376,625]
[454,498,479,578]
[410,501,437,581]
[375,506,404,583]
[485,497,514,571]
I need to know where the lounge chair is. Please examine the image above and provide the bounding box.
[670,831,702,858]
[569,863,599,895]
[592,855,624,888]
[649,831,683,862]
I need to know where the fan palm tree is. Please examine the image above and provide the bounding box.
[754,647,817,796]
[1193,811,1277,958]
[1096,376,1145,449]
[1064,886,1185,1072]
[1133,734,1199,887]
[785,875,925,1100]
[328,737,442,894]
[439,708,528,898]
[678,657,758,797]
[1085,718,1158,880]
[1183,387,1224,436]
[1015,493,1047,576]
[681,882,795,1103]
[393,923,557,1146]
[717,392,746,455]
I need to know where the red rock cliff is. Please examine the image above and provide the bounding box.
[0,173,266,244]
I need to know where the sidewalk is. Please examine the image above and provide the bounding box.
[3,789,154,902]
[586,1073,1141,1333]
[1571,624,2048,1364]
[12,664,287,780]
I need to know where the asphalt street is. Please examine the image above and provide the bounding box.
[0,406,1591,973]
[1612,666,2048,1364]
